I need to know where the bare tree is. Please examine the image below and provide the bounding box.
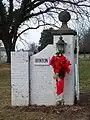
[28,42,38,54]
[0,0,90,62]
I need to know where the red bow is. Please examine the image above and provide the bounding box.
[49,55,71,95]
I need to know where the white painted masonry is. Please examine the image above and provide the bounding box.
[53,35,75,105]
[11,52,29,106]
[11,34,79,106]
[30,45,56,105]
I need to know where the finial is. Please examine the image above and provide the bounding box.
[58,10,71,28]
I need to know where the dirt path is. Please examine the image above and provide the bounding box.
[6,93,89,120]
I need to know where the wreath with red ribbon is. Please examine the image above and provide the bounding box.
[49,54,71,79]
[49,53,71,95]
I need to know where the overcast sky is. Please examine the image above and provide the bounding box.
[27,27,43,44]
[27,20,74,42]
[15,19,75,50]
[3,0,89,50]
[2,0,83,50]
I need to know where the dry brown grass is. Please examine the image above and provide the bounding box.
[0,61,90,120]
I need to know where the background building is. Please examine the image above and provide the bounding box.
[0,40,7,62]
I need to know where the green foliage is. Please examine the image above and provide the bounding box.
[38,27,53,51]
[79,57,90,93]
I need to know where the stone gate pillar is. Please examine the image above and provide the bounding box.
[51,10,77,105]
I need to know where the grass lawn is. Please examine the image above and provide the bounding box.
[79,59,90,93]
[0,59,90,120]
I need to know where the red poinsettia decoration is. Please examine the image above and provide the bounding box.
[49,54,71,95]
[49,55,71,78]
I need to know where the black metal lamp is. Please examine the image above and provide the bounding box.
[56,36,66,53]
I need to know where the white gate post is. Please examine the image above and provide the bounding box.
[51,10,78,105]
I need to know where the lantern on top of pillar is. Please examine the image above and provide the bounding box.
[56,36,67,54]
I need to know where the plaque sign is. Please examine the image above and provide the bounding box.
[34,57,50,66]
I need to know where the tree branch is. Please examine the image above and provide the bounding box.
[24,7,53,21]
[8,0,13,14]
[44,0,90,7]
[7,0,14,32]
[17,22,59,39]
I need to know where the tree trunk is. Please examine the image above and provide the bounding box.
[6,49,11,63]
[2,25,18,63]
[6,44,15,63]
[3,38,16,63]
